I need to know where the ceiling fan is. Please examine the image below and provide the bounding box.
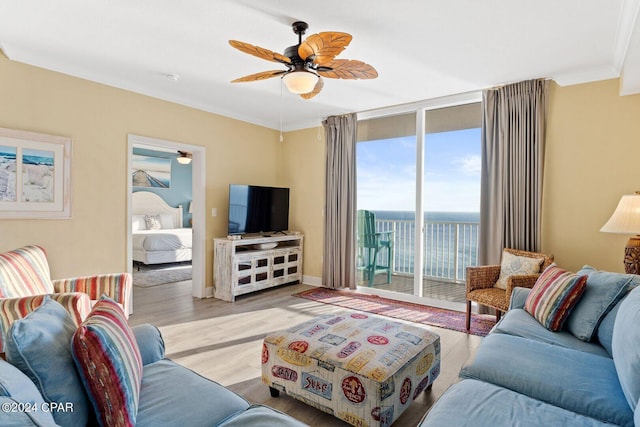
[229,21,378,99]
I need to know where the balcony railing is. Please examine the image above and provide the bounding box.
[373,218,480,283]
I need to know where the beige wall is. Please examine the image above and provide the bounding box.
[280,127,325,279]
[0,56,281,285]
[3,52,639,288]
[282,79,640,280]
[543,79,640,272]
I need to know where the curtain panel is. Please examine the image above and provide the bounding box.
[479,79,548,265]
[322,113,358,289]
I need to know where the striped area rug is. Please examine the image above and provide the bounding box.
[293,287,495,337]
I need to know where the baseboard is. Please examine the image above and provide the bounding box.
[204,286,214,298]
[302,275,322,286]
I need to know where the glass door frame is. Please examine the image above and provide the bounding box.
[357,91,481,305]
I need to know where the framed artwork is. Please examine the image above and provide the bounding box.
[0,127,71,219]
[132,154,171,188]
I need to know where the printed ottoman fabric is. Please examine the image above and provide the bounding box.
[262,311,440,427]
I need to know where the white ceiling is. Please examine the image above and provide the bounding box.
[1,0,639,131]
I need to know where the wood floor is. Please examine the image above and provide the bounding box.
[129,280,483,426]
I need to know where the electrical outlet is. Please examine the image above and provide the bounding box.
[211,208,218,217]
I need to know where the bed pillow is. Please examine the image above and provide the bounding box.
[159,213,175,229]
[144,214,162,230]
[4,297,90,427]
[72,296,143,427]
[132,215,147,232]
[525,265,587,331]
[494,250,545,289]
[565,265,635,341]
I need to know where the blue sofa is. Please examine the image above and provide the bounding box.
[421,266,640,427]
[0,322,306,426]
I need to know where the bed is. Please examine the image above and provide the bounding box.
[132,191,192,266]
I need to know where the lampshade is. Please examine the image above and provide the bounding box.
[177,151,192,165]
[282,71,318,94]
[600,193,640,234]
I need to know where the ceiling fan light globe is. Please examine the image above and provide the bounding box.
[282,71,318,94]
[177,151,192,165]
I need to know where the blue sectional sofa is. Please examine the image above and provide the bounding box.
[0,321,306,427]
[421,266,640,427]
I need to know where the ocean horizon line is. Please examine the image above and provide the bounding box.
[370,210,480,222]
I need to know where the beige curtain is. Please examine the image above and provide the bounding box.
[322,113,357,289]
[479,79,548,265]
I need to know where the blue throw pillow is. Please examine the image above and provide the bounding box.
[612,286,640,410]
[4,297,89,427]
[566,266,635,341]
[598,300,624,357]
[0,359,58,426]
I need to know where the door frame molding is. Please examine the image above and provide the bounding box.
[126,134,207,299]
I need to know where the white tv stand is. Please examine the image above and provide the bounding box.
[213,233,303,302]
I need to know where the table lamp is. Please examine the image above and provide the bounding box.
[601,192,640,274]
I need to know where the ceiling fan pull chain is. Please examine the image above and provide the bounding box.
[280,79,284,142]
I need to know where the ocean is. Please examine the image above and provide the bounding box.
[366,210,480,281]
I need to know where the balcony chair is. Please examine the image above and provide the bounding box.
[465,248,554,331]
[0,245,131,353]
[357,210,394,286]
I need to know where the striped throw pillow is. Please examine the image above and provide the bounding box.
[525,265,587,331]
[71,296,143,427]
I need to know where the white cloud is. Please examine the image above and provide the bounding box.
[454,155,481,176]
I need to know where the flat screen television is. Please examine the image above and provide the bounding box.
[228,184,290,235]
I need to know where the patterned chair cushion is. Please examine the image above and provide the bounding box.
[495,250,545,290]
[72,296,143,427]
[0,246,54,298]
[525,265,587,331]
[53,273,132,317]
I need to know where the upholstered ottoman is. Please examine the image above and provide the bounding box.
[262,311,440,427]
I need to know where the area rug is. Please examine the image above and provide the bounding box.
[293,287,495,337]
[133,263,192,288]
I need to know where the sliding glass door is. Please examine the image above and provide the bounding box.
[356,112,416,293]
[422,105,481,305]
[356,99,481,309]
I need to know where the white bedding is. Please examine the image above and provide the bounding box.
[133,228,192,251]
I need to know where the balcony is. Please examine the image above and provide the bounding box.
[357,216,480,304]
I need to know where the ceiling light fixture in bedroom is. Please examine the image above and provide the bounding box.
[177,151,192,164]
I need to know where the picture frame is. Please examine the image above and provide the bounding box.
[0,127,72,219]
[132,154,171,188]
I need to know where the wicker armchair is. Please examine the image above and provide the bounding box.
[465,248,554,331]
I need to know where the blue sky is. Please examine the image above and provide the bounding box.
[357,128,481,212]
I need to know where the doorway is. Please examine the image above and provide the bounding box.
[126,134,206,299]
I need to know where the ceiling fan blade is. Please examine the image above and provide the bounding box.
[231,70,287,83]
[300,77,324,100]
[229,40,291,65]
[298,32,352,65]
[317,59,378,80]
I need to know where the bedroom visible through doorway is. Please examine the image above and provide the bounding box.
[127,134,206,299]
